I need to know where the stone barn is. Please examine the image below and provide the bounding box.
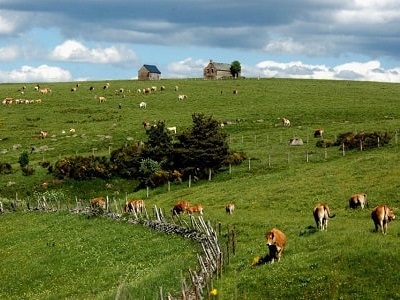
[138,64,161,80]
[203,60,235,79]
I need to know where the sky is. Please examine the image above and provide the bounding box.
[1,0,400,83]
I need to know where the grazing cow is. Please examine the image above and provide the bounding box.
[371,205,395,235]
[89,86,95,91]
[142,121,151,129]
[39,88,52,94]
[233,89,238,94]
[349,193,368,209]
[139,101,147,109]
[174,85,179,91]
[178,94,187,100]
[225,203,235,215]
[167,126,177,134]
[143,88,151,94]
[265,228,286,263]
[3,97,14,104]
[124,199,145,214]
[39,131,48,139]
[314,128,324,138]
[172,200,190,216]
[160,86,166,91]
[187,204,203,215]
[151,86,157,92]
[97,96,106,103]
[69,128,76,133]
[71,87,77,92]
[313,203,336,231]
[281,118,291,127]
[91,197,106,209]
[35,99,42,103]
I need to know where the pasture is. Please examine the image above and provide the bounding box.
[1,78,400,299]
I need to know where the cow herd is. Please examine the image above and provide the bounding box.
[90,197,238,221]
[264,194,396,264]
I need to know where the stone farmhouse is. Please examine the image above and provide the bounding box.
[203,60,235,79]
[138,64,161,80]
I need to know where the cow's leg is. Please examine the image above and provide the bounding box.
[380,221,385,234]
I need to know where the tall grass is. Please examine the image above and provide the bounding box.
[1,78,400,299]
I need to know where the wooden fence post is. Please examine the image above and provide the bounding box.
[232,226,237,255]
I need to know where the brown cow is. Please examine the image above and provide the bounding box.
[314,128,324,138]
[172,200,190,216]
[124,199,145,214]
[265,228,287,263]
[91,197,106,209]
[225,203,235,215]
[349,193,368,209]
[313,203,336,231]
[39,130,48,139]
[187,204,203,215]
[371,205,395,235]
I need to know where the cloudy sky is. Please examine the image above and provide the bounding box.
[1,0,400,83]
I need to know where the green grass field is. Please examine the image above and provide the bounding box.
[1,78,400,299]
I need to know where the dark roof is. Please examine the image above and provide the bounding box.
[143,64,161,74]
[212,62,231,71]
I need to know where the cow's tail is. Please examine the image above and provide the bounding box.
[325,206,336,218]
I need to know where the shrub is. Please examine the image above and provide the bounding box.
[0,162,12,174]
[334,131,393,150]
[21,166,35,176]
[18,151,29,168]
[316,139,335,148]
[224,150,247,165]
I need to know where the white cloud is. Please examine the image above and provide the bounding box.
[49,40,137,65]
[253,60,400,83]
[264,38,328,56]
[166,57,206,78]
[0,46,19,61]
[0,65,72,83]
[0,13,19,34]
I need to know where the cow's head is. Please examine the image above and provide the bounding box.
[265,231,275,246]
[387,208,396,221]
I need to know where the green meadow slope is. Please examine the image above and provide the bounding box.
[0,78,399,299]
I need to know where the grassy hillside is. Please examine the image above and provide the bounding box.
[1,78,400,299]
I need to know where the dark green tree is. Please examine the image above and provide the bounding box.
[142,120,174,169]
[230,60,241,78]
[18,151,29,168]
[172,113,229,179]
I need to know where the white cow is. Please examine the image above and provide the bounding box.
[139,101,147,109]
[167,126,177,134]
[178,94,187,100]
[281,118,291,127]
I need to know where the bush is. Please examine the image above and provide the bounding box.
[54,155,113,180]
[334,131,393,150]
[316,139,335,148]
[18,151,29,168]
[224,150,247,165]
[0,162,12,174]
[21,166,35,176]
